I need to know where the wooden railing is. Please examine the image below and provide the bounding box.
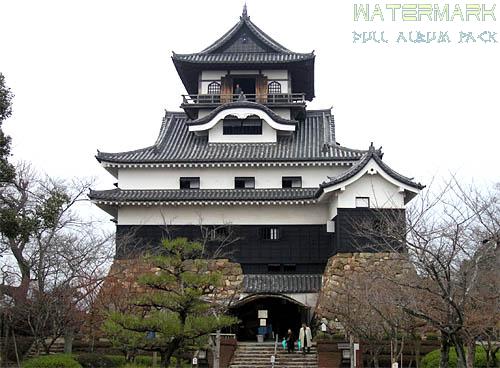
[181,93,306,105]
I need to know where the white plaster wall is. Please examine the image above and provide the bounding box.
[201,71,226,80]
[118,166,346,190]
[337,173,405,209]
[208,119,277,143]
[261,70,288,79]
[117,204,329,225]
[197,109,212,119]
[271,108,291,119]
[200,80,289,95]
[327,194,338,220]
[198,70,289,94]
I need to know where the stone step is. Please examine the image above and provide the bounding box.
[230,365,317,368]
[234,355,317,359]
[230,341,318,368]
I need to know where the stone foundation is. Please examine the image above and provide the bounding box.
[315,252,413,324]
[97,258,244,312]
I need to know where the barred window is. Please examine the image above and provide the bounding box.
[223,116,262,135]
[260,227,280,240]
[207,81,221,95]
[268,81,281,94]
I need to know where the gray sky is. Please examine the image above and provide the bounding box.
[0,0,499,225]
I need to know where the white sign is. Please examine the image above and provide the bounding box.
[258,310,268,319]
[321,323,327,332]
[260,318,267,326]
[192,357,198,365]
[270,355,275,363]
[392,363,399,368]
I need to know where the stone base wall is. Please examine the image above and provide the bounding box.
[315,252,412,322]
[100,258,244,307]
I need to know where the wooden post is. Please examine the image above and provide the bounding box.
[213,330,221,368]
[350,334,355,368]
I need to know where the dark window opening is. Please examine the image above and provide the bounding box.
[268,81,281,94]
[233,77,256,95]
[356,197,370,208]
[235,177,255,189]
[267,264,281,273]
[260,226,280,240]
[282,176,302,188]
[207,81,221,95]
[180,177,200,189]
[283,264,296,273]
[223,116,262,135]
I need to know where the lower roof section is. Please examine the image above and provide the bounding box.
[243,274,322,293]
[89,187,318,205]
[96,109,366,166]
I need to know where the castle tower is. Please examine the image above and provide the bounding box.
[90,6,423,340]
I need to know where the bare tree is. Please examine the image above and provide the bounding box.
[0,163,113,362]
[345,178,499,368]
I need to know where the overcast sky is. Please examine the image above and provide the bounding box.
[0,0,499,227]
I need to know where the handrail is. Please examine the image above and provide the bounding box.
[209,332,236,340]
[272,333,278,368]
[181,93,306,105]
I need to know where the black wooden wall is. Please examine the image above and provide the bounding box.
[115,208,405,274]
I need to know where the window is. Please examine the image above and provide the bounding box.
[283,264,296,273]
[261,226,280,240]
[355,197,370,208]
[282,176,302,188]
[223,116,262,135]
[268,81,281,94]
[234,177,255,189]
[180,177,200,189]
[207,81,221,95]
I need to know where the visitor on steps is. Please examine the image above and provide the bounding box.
[299,323,312,354]
[286,328,295,353]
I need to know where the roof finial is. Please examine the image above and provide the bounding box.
[242,2,248,18]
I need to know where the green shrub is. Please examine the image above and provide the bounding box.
[105,355,127,367]
[132,355,153,366]
[421,346,500,368]
[23,354,82,368]
[76,353,117,368]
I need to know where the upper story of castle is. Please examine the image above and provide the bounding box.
[172,5,314,139]
[90,6,424,221]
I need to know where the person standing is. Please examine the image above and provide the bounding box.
[299,323,312,354]
[286,328,295,353]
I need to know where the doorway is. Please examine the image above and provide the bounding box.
[233,77,256,97]
[229,295,308,341]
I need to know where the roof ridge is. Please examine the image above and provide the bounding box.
[319,144,424,191]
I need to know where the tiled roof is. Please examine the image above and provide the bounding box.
[96,110,367,164]
[172,9,314,65]
[319,143,425,191]
[89,188,318,203]
[243,274,322,293]
[172,52,314,64]
[186,101,297,126]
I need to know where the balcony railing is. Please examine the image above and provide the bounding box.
[181,93,306,106]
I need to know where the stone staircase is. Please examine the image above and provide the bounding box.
[229,341,318,368]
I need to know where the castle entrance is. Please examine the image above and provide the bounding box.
[229,294,309,341]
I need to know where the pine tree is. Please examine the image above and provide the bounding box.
[0,72,15,183]
[103,238,237,367]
